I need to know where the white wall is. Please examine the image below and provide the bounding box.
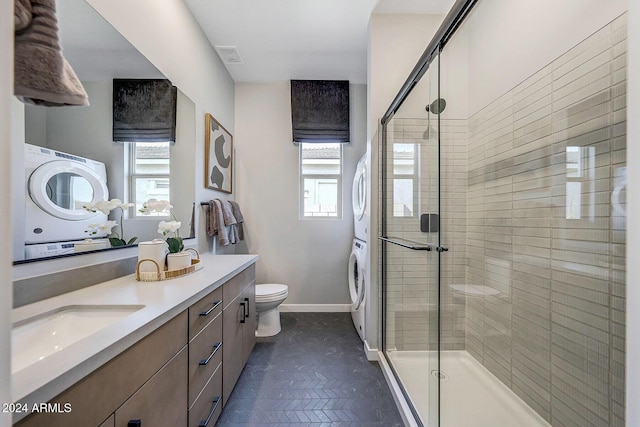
[1,0,13,422]
[87,0,236,254]
[627,0,639,423]
[235,83,367,307]
[464,0,627,115]
[367,13,444,351]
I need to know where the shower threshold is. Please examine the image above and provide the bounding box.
[387,350,550,427]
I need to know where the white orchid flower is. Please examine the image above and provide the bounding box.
[84,199,134,214]
[95,200,116,214]
[140,198,173,215]
[85,220,118,235]
[158,220,181,236]
[116,201,135,209]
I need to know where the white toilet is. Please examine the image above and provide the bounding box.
[255,284,288,337]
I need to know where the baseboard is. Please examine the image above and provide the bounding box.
[378,351,419,427]
[364,340,378,361]
[279,304,352,312]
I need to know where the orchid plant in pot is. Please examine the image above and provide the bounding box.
[139,199,189,264]
[83,199,137,247]
[140,199,190,270]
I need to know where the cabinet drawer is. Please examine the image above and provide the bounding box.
[189,367,223,427]
[115,347,188,427]
[222,264,255,309]
[189,312,223,407]
[189,286,223,340]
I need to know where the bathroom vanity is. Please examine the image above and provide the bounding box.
[11,254,257,427]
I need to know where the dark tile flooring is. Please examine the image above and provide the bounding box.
[216,312,404,426]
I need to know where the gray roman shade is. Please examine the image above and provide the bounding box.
[291,80,350,143]
[113,79,177,143]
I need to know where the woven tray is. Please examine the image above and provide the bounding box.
[136,248,202,281]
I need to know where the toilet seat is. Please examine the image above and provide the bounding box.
[256,284,288,302]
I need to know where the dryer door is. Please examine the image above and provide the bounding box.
[348,248,365,310]
[352,156,367,221]
[28,160,109,221]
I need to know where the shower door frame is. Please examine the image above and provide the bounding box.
[379,1,478,426]
[379,48,443,427]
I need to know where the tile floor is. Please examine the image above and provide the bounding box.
[216,312,404,426]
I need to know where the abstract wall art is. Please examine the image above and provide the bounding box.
[205,113,233,193]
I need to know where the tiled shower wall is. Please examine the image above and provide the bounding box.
[465,14,626,426]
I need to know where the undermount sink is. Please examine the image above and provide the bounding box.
[12,305,144,373]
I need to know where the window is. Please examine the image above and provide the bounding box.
[300,143,342,218]
[393,143,418,217]
[129,142,171,217]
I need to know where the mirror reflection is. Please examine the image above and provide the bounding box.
[14,1,194,263]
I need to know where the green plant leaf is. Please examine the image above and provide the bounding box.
[109,238,126,247]
[166,237,184,253]
[127,237,138,245]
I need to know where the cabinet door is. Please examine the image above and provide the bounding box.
[242,281,256,366]
[115,347,188,427]
[222,294,244,406]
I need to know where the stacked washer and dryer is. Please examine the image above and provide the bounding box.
[349,154,368,341]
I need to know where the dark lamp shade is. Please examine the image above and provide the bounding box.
[291,80,350,143]
[113,79,177,143]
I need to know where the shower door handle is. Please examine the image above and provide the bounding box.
[436,246,448,253]
[379,236,435,251]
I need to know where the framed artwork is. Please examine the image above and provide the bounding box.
[204,113,233,193]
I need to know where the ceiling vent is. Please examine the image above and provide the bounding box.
[215,46,243,64]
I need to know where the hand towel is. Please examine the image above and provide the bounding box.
[208,200,230,246]
[229,200,245,241]
[14,0,90,106]
[206,201,216,237]
[219,200,238,244]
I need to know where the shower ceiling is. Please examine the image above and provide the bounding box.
[184,0,457,83]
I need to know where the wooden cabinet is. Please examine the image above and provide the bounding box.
[15,312,188,427]
[188,265,254,425]
[14,262,257,427]
[222,265,256,405]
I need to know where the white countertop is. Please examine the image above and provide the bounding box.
[11,253,258,419]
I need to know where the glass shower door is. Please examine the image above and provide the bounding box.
[381,48,442,427]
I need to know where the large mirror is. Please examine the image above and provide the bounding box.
[13,0,196,263]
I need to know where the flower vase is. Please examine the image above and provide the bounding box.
[167,251,192,271]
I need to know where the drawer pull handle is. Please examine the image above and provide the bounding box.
[244,297,250,318]
[128,420,142,427]
[239,301,246,323]
[199,396,221,427]
[199,342,222,365]
[200,300,222,317]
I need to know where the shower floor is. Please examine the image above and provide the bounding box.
[387,350,550,427]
